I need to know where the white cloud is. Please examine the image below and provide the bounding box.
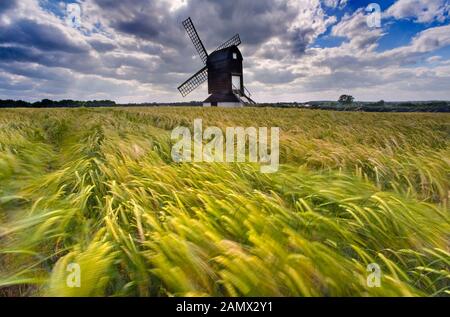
[427,55,442,63]
[386,0,450,23]
[323,0,348,9]
[331,9,385,50]
[410,24,450,51]
[259,21,450,102]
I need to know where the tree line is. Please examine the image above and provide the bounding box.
[0,99,116,108]
[0,99,206,108]
[1,97,449,112]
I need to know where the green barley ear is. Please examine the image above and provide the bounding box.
[1,108,449,297]
[46,230,118,297]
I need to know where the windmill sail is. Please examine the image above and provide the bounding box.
[213,34,241,52]
[182,18,208,65]
[177,66,208,97]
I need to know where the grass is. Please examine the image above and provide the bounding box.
[0,107,449,297]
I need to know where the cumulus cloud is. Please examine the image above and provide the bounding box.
[323,0,348,9]
[408,24,450,51]
[332,9,385,50]
[386,0,450,23]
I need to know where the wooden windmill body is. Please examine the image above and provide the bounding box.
[177,18,255,107]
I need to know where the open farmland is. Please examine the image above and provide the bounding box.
[0,107,449,296]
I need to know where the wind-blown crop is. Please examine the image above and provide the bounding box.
[0,107,448,297]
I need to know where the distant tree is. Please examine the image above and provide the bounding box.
[32,99,51,108]
[338,95,355,105]
[367,99,386,111]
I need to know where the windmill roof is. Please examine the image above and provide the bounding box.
[208,46,242,62]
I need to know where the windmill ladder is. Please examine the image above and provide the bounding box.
[232,85,256,105]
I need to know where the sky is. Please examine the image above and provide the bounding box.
[0,0,449,103]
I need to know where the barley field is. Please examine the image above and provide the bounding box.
[0,107,449,297]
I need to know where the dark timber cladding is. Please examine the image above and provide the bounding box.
[177,17,256,106]
[207,46,243,95]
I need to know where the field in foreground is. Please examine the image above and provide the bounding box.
[0,107,449,297]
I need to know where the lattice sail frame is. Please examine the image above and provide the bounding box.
[182,18,208,65]
[177,66,208,97]
[213,34,241,52]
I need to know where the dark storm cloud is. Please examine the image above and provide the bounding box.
[0,0,17,13]
[116,18,160,40]
[0,45,96,73]
[92,0,316,55]
[291,27,317,56]
[88,39,117,52]
[0,46,32,62]
[189,0,292,46]
[93,0,184,47]
[0,19,88,53]
[0,61,71,82]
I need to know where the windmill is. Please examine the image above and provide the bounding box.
[177,17,255,107]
